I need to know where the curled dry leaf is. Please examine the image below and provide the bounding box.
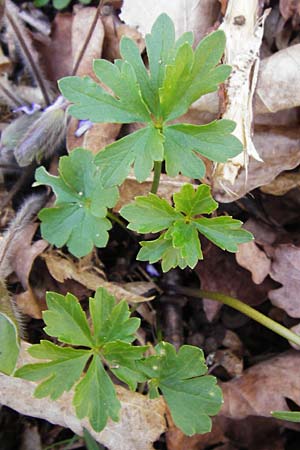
[269,244,300,318]
[43,251,149,303]
[213,126,300,202]
[0,344,166,450]
[260,170,300,196]
[235,240,271,285]
[220,351,300,419]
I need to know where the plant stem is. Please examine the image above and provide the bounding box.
[107,211,128,230]
[151,161,162,194]
[176,286,300,348]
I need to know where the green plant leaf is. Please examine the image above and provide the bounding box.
[123,184,253,271]
[271,411,300,423]
[53,0,70,9]
[95,125,164,185]
[120,193,181,233]
[173,183,218,216]
[103,341,148,390]
[43,292,93,346]
[16,288,147,432]
[140,342,222,435]
[165,220,203,267]
[0,313,19,375]
[163,121,242,178]
[59,62,150,124]
[89,288,141,345]
[195,216,253,252]
[15,341,90,399]
[83,429,104,450]
[74,355,120,432]
[34,148,118,257]
[159,30,231,121]
[138,234,187,272]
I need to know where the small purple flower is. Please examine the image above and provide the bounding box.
[13,103,41,115]
[146,264,160,277]
[75,120,93,137]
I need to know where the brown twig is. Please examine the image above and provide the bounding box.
[71,0,105,76]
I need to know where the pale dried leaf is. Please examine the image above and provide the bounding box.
[269,244,300,318]
[255,44,300,114]
[220,351,300,419]
[120,0,220,41]
[235,241,271,284]
[43,251,149,303]
[0,350,166,450]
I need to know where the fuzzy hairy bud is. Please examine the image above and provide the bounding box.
[14,96,67,167]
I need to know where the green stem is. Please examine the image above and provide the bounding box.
[177,287,300,348]
[107,211,127,230]
[151,161,162,194]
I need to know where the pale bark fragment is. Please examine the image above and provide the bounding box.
[213,0,268,191]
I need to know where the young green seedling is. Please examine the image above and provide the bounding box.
[15,287,222,435]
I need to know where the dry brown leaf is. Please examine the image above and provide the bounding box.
[120,0,220,41]
[196,243,277,321]
[9,223,48,290]
[279,0,300,21]
[0,361,166,450]
[213,126,300,202]
[269,244,300,318]
[34,12,73,83]
[235,241,271,285]
[220,351,300,419]
[260,170,300,196]
[15,289,43,319]
[43,251,149,303]
[115,174,193,211]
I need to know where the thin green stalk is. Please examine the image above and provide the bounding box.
[107,211,128,231]
[151,161,162,194]
[177,287,300,348]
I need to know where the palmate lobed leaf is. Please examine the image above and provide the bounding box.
[59,13,242,186]
[15,288,148,432]
[15,341,91,399]
[34,148,119,257]
[121,184,253,271]
[139,342,223,436]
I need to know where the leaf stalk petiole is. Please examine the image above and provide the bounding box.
[176,287,300,348]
